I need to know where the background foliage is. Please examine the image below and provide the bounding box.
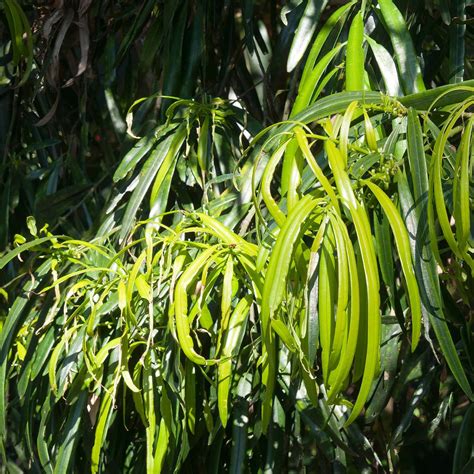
[0,0,473,472]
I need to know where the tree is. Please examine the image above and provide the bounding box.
[0,0,473,472]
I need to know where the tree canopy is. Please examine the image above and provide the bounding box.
[1,1,473,472]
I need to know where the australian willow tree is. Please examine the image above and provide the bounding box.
[0,0,473,472]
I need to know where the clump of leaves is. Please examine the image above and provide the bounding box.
[1,1,473,473]
[1,82,473,472]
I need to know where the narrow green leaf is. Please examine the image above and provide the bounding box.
[49,327,77,397]
[294,127,340,214]
[292,43,346,115]
[398,172,473,399]
[118,134,175,242]
[453,404,474,474]
[144,362,156,473]
[0,237,63,270]
[319,232,336,382]
[373,209,395,295]
[154,383,172,472]
[113,131,160,182]
[400,79,474,110]
[300,1,356,86]
[345,12,364,91]
[430,102,474,269]
[135,274,151,301]
[287,0,328,72]
[364,180,421,350]
[271,319,298,353]
[339,101,360,166]
[185,359,196,433]
[53,393,87,474]
[261,140,290,227]
[303,217,328,365]
[378,0,425,94]
[363,109,378,152]
[218,296,252,427]
[328,213,349,370]
[37,397,53,473]
[174,246,219,365]
[91,392,113,474]
[149,124,187,217]
[453,117,472,252]
[366,36,402,96]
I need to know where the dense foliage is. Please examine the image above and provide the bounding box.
[1,1,473,472]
